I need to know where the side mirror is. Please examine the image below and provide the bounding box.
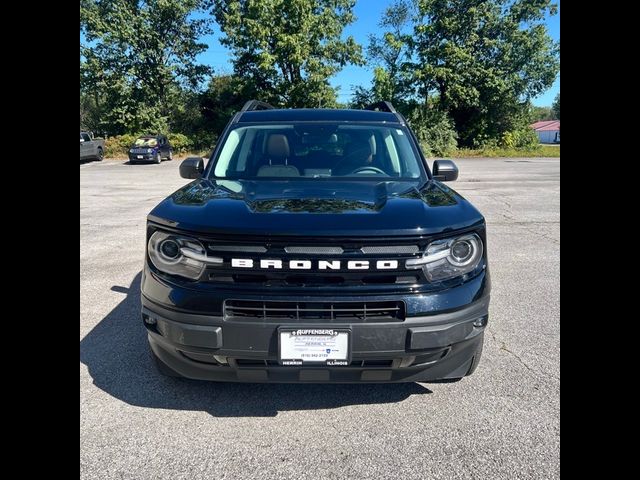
[432,160,459,182]
[180,157,204,179]
[80,138,85,143]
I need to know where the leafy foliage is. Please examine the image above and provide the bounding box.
[500,126,539,149]
[552,92,560,120]
[411,0,559,146]
[529,105,556,122]
[167,133,194,153]
[197,75,247,143]
[211,0,363,107]
[349,85,376,109]
[104,132,197,157]
[103,134,139,158]
[408,107,458,157]
[366,0,415,106]
[80,0,212,135]
[80,0,559,157]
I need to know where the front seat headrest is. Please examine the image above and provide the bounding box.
[267,134,290,162]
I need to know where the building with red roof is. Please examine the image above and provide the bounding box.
[530,120,560,144]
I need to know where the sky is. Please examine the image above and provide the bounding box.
[196,0,560,107]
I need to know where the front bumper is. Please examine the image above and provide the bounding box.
[141,268,490,383]
[129,153,157,162]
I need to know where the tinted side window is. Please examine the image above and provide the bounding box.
[81,133,91,142]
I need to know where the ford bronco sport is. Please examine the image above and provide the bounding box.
[142,100,490,383]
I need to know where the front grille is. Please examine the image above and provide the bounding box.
[196,233,429,287]
[224,300,405,322]
[209,245,267,253]
[360,245,420,254]
[284,246,344,254]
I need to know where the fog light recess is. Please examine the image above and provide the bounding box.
[473,315,488,327]
[213,355,228,365]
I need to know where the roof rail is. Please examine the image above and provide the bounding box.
[364,101,397,114]
[240,100,275,112]
[364,101,405,124]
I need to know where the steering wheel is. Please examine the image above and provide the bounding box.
[350,166,388,175]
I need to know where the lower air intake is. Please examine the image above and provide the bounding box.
[224,300,405,322]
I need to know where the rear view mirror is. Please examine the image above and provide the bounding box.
[180,157,205,179]
[432,160,459,182]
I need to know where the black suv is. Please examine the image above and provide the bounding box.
[129,135,173,164]
[142,101,490,383]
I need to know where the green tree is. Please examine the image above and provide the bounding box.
[408,105,458,156]
[80,92,102,135]
[80,0,212,135]
[552,92,560,120]
[197,75,248,145]
[349,85,376,109]
[211,0,364,108]
[529,105,555,122]
[411,0,560,146]
[367,0,415,107]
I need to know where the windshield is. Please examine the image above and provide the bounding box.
[134,137,158,147]
[210,124,424,180]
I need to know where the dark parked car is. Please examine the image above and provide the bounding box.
[142,100,490,383]
[128,135,173,164]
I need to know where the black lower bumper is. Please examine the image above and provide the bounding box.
[129,154,156,162]
[142,294,489,383]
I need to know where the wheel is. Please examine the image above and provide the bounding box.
[96,147,104,161]
[150,346,182,377]
[155,152,162,164]
[167,150,173,161]
[465,336,484,376]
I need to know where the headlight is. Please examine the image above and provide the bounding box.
[147,231,222,280]
[406,233,484,281]
[147,148,153,153]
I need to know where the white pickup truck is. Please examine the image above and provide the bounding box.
[80,131,105,161]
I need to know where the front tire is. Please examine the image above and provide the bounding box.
[155,152,162,164]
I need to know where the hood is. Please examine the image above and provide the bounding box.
[148,178,484,236]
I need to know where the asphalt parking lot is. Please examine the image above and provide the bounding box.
[80,157,559,479]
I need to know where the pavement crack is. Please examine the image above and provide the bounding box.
[517,222,559,245]
[490,193,559,245]
[487,327,559,381]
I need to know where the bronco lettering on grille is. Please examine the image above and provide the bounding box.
[230,259,399,270]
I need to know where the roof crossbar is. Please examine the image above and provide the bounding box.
[240,100,275,112]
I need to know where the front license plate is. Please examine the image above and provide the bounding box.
[137,155,144,159]
[279,328,350,366]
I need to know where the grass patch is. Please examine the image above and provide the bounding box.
[448,145,559,158]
